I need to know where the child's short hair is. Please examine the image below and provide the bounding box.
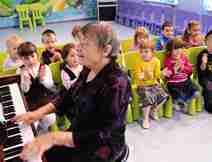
[6,34,23,48]
[41,29,56,42]
[139,39,155,51]
[17,42,37,57]
[166,38,184,53]
[134,26,149,45]
[162,21,173,31]
[205,30,212,41]
[62,43,76,60]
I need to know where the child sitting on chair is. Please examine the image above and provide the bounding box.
[133,39,168,129]
[155,21,174,50]
[61,43,83,90]
[131,26,150,51]
[41,29,62,65]
[17,42,56,134]
[163,38,199,112]
[3,35,23,70]
[182,20,204,48]
[197,30,212,113]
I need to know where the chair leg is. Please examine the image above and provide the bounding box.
[29,19,34,32]
[188,98,196,115]
[19,20,23,31]
[164,96,173,118]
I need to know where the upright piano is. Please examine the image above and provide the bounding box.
[0,75,35,162]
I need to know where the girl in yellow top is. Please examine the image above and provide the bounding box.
[133,39,168,129]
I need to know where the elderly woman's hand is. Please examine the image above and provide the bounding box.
[20,132,75,161]
[20,133,54,161]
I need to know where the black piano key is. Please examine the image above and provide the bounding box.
[4,113,16,120]
[4,145,23,158]
[4,156,23,162]
[6,122,18,129]
[7,127,21,136]
[2,101,13,107]
[4,135,23,148]
[1,95,12,101]
[0,86,10,94]
[4,106,15,112]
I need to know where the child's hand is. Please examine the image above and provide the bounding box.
[139,72,145,80]
[163,68,172,77]
[202,53,208,65]
[22,69,31,81]
[51,51,62,62]
[39,65,46,81]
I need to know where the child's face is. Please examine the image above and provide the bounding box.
[190,24,201,36]
[66,48,79,68]
[163,26,173,38]
[21,53,38,67]
[140,48,153,61]
[206,35,212,51]
[42,34,57,52]
[171,48,182,60]
[137,35,147,45]
[7,40,23,60]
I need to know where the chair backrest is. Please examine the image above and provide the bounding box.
[49,61,62,87]
[123,51,141,71]
[121,38,134,53]
[154,50,166,68]
[16,4,30,19]
[30,3,44,17]
[0,68,17,77]
[0,52,9,73]
[186,46,206,66]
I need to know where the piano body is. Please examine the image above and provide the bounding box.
[0,75,36,162]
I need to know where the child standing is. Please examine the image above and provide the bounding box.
[197,30,212,113]
[163,38,199,111]
[133,39,168,129]
[41,29,62,65]
[61,43,83,90]
[155,21,174,50]
[3,35,23,69]
[17,42,56,134]
[182,21,204,48]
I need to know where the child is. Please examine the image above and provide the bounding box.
[41,29,62,65]
[17,42,56,134]
[197,30,212,113]
[155,21,174,50]
[133,39,168,129]
[163,38,199,111]
[131,26,149,51]
[3,35,23,69]
[182,20,204,48]
[61,43,83,90]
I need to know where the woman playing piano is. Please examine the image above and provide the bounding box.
[14,22,131,162]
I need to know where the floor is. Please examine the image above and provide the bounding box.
[0,20,212,162]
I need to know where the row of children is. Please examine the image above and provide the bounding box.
[133,29,212,129]
[132,20,204,51]
[2,27,83,134]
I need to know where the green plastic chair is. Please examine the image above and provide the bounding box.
[16,4,33,32]
[0,52,8,73]
[120,38,134,53]
[30,3,45,30]
[49,61,63,88]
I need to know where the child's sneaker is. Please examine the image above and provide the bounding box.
[142,120,150,129]
[173,103,181,111]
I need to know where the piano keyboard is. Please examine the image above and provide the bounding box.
[0,83,34,162]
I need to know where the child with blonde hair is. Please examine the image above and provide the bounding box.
[133,39,168,129]
[3,35,23,69]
